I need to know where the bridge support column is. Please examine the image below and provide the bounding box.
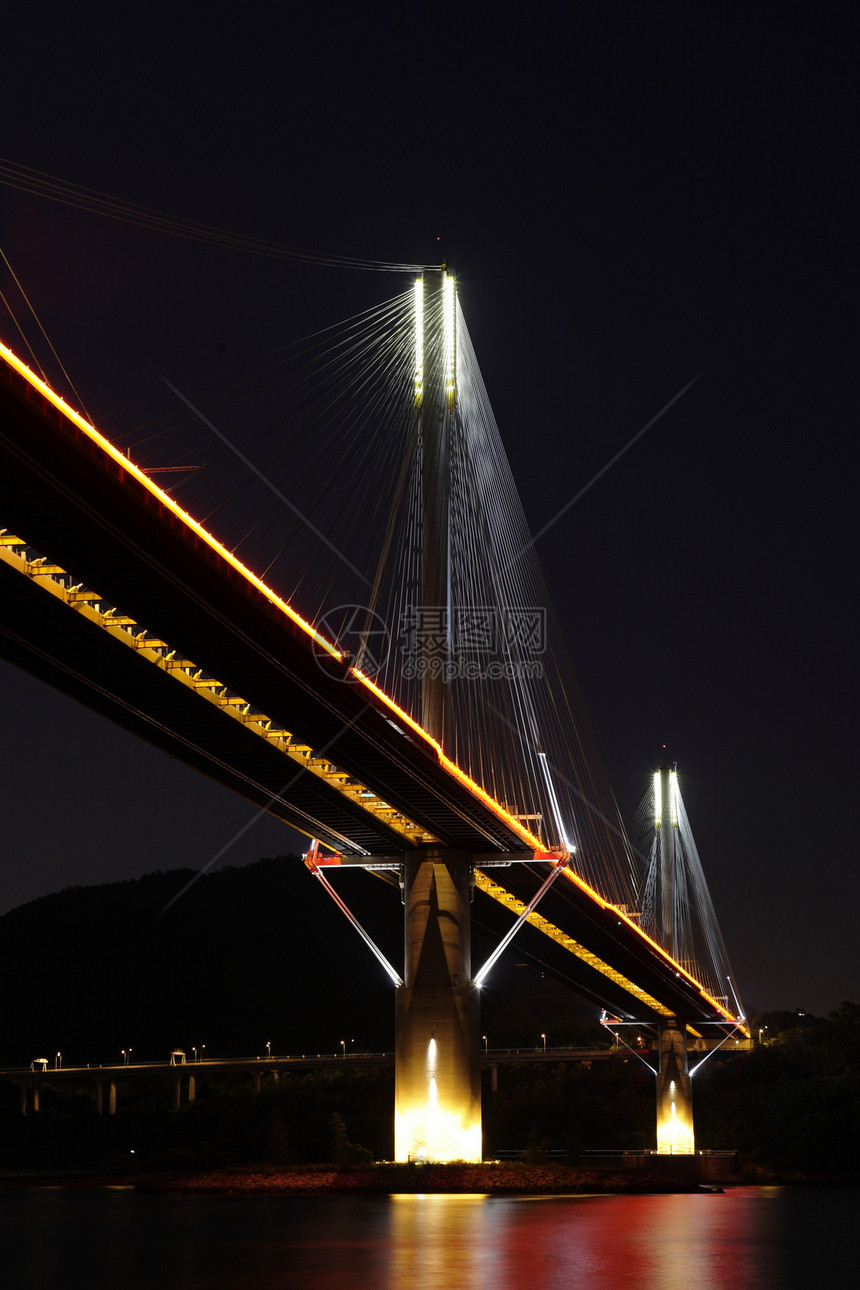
[395,847,481,1162]
[656,1017,694,1153]
[108,1081,116,1115]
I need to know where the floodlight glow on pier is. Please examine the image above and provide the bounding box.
[394,1034,482,1164]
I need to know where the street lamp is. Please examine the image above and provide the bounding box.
[483,1035,488,1053]
[340,1039,346,1058]
[55,1051,62,1070]
[541,1033,546,1053]
[266,1041,271,1060]
[192,1047,197,1062]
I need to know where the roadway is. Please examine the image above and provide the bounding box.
[0,346,532,856]
[0,346,743,1034]
[0,1047,622,1084]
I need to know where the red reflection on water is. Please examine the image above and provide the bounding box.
[0,1186,806,1289]
[385,1189,786,1290]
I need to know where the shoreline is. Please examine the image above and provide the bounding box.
[140,1164,694,1195]
[3,1163,856,1194]
[0,1164,713,1194]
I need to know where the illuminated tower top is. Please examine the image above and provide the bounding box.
[414,265,457,409]
[415,266,457,745]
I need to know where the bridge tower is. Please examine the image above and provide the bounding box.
[653,765,694,1152]
[394,268,482,1163]
[655,764,680,959]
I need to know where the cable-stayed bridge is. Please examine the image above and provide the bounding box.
[0,268,745,1160]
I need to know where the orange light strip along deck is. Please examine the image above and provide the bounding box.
[2,340,544,855]
[557,864,746,1031]
[474,870,674,1017]
[0,533,438,848]
[1,342,746,1030]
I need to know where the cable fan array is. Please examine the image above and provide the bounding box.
[0,156,422,273]
[632,768,744,1013]
[97,280,641,909]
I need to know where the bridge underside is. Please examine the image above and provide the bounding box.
[0,353,738,1038]
[472,866,730,1028]
[0,555,407,855]
[0,359,529,856]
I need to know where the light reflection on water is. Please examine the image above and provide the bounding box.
[1,1185,852,1289]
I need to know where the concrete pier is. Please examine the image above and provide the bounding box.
[656,1017,694,1153]
[395,847,481,1162]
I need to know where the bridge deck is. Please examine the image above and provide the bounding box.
[0,351,531,855]
[0,348,742,1031]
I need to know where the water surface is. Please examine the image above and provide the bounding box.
[1,1185,852,1289]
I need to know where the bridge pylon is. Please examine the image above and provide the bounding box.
[652,768,695,1150]
[415,264,454,748]
[642,760,747,1153]
[393,268,481,1162]
[395,847,481,1162]
[656,1016,694,1153]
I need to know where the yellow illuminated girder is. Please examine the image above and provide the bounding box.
[2,340,546,856]
[0,534,439,848]
[473,870,675,1017]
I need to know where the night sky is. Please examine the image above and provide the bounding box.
[1,3,856,1018]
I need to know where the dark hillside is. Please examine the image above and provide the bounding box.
[0,857,402,1065]
[0,856,604,1067]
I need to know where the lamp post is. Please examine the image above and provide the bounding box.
[56,1051,62,1070]
[266,1041,271,1060]
[192,1047,197,1062]
[483,1035,488,1053]
[340,1039,346,1059]
[541,1033,546,1053]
